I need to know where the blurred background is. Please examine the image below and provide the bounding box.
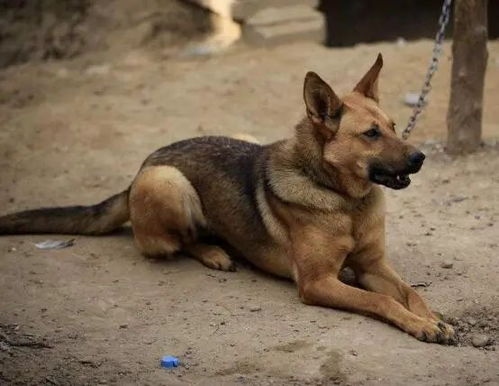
[1,0,499,67]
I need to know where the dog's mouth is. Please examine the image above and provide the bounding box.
[369,166,413,190]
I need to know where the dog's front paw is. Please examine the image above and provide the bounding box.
[412,319,456,345]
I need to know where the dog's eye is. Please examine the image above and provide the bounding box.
[363,128,381,139]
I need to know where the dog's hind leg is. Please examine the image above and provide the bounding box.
[184,243,235,272]
[129,165,235,271]
[129,166,206,258]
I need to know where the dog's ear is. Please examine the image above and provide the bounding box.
[303,72,343,139]
[353,53,383,102]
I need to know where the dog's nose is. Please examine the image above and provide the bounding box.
[407,151,425,167]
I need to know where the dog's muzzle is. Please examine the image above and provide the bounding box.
[369,151,425,190]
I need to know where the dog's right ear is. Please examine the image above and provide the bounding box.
[303,72,343,139]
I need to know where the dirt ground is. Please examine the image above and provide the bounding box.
[0,39,498,385]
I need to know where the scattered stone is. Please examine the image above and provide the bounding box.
[119,324,128,329]
[403,92,422,107]
[249,305,262,312]
[471,334,491,348]
[465,317,477,326]
[0,341,10,351]
[85,64,111,76]
[478,320,489,328]
[448,196,468,204]
[45,377,60,386]
[440,261,453,269]
[446,316,459,325]
[411,281,432,288]
[79,358,101,368]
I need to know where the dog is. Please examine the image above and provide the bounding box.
[0,54,455,344]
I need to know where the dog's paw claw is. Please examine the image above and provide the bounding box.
[412,319,456,345]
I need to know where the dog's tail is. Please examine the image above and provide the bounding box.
[0,190,129,235]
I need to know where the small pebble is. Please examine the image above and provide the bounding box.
[440,261,453,269]
[403,92,422,107]
[465,317,477,326]
[471,334,491,347]
[85,64,111,76]
[446,316,459,325]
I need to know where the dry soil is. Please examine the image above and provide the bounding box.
[0,40,498,385]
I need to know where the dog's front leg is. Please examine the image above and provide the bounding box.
[298,275,454,343]
[348,238,442,320]
[353,258,438,320]
[346,241,455,343]
[292,231,454,344]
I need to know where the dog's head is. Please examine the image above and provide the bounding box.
[302,54,425,192]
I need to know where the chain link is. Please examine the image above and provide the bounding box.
[402,0,453,140]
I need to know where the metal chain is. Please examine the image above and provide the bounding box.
[402,0,453,140]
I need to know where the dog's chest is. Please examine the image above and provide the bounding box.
[349,187,385,248]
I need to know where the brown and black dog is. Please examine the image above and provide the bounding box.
[0,54,455,344]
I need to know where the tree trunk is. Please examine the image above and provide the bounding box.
[447,0,488,154]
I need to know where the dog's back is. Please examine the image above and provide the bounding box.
[142,136,271,245]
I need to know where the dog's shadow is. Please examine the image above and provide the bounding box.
[110,226,360,287]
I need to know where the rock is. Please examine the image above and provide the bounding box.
[403,92,422,107]
[478,320,488,328]
[440,261,453,269]
[471,334,491,347]
[465,317,477,326]
[446,316,459,325]
[85,64,111,76]
[249,305,262,312]
[0,341,10,351]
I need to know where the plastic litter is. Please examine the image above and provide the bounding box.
[34,239,75,250]
[161,356,179,368]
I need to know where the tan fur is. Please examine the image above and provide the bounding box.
[129,166,206,257]
[184,243,235,271]
[230,133,260,144]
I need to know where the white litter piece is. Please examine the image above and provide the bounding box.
[35,239,75,250]
[403,92,422,107]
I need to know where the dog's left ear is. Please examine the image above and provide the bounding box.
[303,72,343,139]
[353,53,383,102]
